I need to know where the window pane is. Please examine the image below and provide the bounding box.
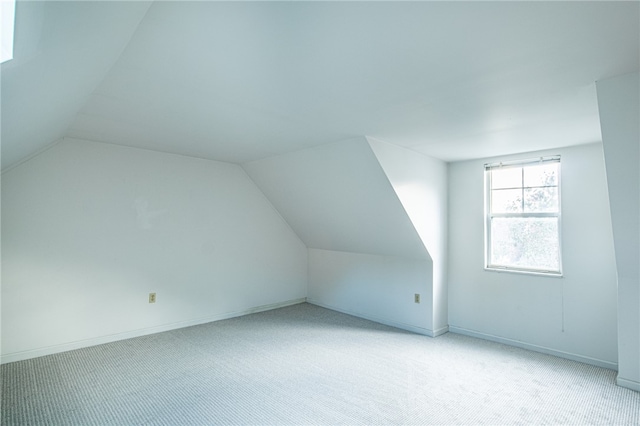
[491,189,522,213]
[524,163,558,187]
[524,187,558,212]
[491,167,521,189]
[490,217,559,271]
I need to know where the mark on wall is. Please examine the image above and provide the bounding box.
[133,198,166,230]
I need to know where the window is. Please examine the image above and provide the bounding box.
[1,0,16,64]
[485,156,561,275]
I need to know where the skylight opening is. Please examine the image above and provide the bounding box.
[1,0,16,64]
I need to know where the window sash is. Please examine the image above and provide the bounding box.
[491,212,558,219]
[486,216,561,275]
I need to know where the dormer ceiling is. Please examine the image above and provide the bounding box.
[2,1,638,170]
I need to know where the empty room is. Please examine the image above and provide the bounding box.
[1,1,639,424]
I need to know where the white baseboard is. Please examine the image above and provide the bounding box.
[432,325,450,337]
[449,325,618,371]
[616,376,640,392]
[307,299,442,337]
[1,298,307,364]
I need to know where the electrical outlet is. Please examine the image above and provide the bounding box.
[414,293,420,304]
[149,292,156,303]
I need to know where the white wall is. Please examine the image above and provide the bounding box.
[308,249,432,335]
[597,72,640,391]
[448,143,618,368]
[1,138,307,362]
[244,138,437,334]
[367,138,448,334]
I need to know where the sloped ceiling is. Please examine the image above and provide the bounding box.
[2,1,639,170]
[243,137,428,260]
[1,1,152,170]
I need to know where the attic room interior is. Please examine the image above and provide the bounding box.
[1,0,639,424]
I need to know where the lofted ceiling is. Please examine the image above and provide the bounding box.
[2,1,638,170]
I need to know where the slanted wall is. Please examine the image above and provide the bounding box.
[597,72,640,391]
[243,137,446,335]
[367,138,448,335]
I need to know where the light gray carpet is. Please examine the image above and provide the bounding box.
[2,303,639,425]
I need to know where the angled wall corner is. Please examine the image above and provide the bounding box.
[242,137,437,334]
[596,72,640,392]
[366,137,449,334]
[242,137,427,260]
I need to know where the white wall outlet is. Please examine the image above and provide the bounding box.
[414,293,420,303]
[149,292,156,303]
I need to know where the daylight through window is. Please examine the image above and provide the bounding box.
[1,0,16,64]
[485,156,562,275]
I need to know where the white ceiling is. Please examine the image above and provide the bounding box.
[2,1,638,169]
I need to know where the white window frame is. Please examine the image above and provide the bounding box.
[484,156,562,276]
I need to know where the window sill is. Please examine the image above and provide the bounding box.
[485,266,563,278]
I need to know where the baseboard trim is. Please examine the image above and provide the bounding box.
[616,376,640,392]
[432,325,450,337]
[449,325,618,371]
[307,299,441,337]
[1,298,307,364]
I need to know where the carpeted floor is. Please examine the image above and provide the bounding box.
[2,303,639,425]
